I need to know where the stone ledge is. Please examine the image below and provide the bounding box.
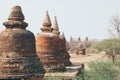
[44,64,84,80]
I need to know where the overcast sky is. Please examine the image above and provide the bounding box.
[0,0,120,41]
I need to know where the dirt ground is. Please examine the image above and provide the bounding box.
[69,52,107,70]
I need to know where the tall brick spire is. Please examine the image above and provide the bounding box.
[52,16,60,35]
[41,10,52,32]
[3,5,28,28]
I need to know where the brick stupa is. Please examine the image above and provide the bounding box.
[59,33,72,66]
[52,16,71,66]
[36,11,68,72]
[0,6,45,80]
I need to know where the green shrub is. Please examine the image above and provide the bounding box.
[74,61,120,80]
[90,38,120,62]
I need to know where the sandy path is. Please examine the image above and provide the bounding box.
[69,52,106,69]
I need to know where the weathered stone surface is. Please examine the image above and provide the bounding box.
[36,34,66,72]
[44,64,84,80]
[0,5,45,80]
[3,6,28,29]
[41,10,53,32]
[60,33,72,66]
[36,14,72,72]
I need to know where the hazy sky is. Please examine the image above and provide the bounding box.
[0,0,120,41]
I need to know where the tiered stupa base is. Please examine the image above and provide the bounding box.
[44,64,84,80]
[0,56,44,80]
[64,51,72,66]
[64,61,72,66]
[37,50,66,72]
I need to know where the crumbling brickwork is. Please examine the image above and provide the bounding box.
[36,12,71,72]
[0,5,45,80]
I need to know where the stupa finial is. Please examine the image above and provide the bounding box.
[41,10,52,32]
[52,16,60,35]
[8,5,24,21]
[3,5,28,28]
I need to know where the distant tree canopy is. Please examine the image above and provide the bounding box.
[92,38,120,52]
[92,38,120,62]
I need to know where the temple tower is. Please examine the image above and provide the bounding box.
[41,10,53,32]
[36,11,66,72]
[0,6,45,80]
[84,37,90,48]
[76,42,84,55]
[52,16,71,66]
[52,16,60,36]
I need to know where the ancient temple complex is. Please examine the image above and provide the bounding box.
[36,11,71,72]
[0,6,45,80]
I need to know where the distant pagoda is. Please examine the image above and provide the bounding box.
[0,5,45,80]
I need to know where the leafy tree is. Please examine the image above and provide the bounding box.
[92,38,120,62]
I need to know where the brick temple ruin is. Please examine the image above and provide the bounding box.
[76,42,84,55]
[36,11,72,72]
[36,11,83,80]
[76,37,91,55]
[0,5,84,80]
[0,6,45,80]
